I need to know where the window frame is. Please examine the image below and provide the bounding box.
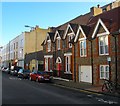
[65,56,71,74]
[79,39,87,57]
[98,35,109,56]
[47,40,51,52]
[57,37,61,50]
[100,65,109,80]
[68,34,74,48]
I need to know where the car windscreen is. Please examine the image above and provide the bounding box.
[18,69,23,73]
[37,71,47,75]
[24,70,30,73]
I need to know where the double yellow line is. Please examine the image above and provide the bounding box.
[53,83,102,96]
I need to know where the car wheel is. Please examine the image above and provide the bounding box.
[36,78,39,82]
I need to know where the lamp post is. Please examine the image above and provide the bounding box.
[111,29,120,90]
[69,38,76,82]
[25,25,37,69]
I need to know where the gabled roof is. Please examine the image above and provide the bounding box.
[74,25,91,42]
[69,23,79,34]
[87,6,120,38]
[63,23,79,39]
[48,32,55,42]
[58,30,64,38]
[53,30,64,42]
[81,25,91,37]
[43,32,55,45]
[92,18,110,38]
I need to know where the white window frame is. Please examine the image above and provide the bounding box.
[57,37,61,50]
[100,65,109,80]
[68,34,74,48]
[79,39,87,57]
[47,40,51,52]
[98,35,109,55]
[45,58,48,71]
[65,56,71,74]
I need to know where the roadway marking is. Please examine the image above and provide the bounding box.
[53,83,102,96]
[9,77,22,80]
[95,97,118,104]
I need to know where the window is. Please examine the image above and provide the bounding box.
[16,42,18,49]
[69,35,74,48]
[16,51,18,58]
[99,35,108,55]
[14,52,15,58]
[21,49,23,57]
[57,37,61,50]
[45,58,48,71]
[80,40,86,57]
[14,43,15,50]
[21,39,23,48]
[100,65,109,79]
[65,56,71,73]
[47,41,51,52]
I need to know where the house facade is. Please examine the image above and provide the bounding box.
[74,6,120,86]
[24,26,52,71]
[42,5,120,86]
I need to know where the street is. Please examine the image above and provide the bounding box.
[2,72,120,105]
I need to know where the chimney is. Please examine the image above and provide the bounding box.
[97,4,100,8]
[90,5,102,16]
[35,25,39,30]
[112,0,120,9]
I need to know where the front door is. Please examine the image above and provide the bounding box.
[57,63,61,76]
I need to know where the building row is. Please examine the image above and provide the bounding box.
[41,2,120,86]
[0,26,53,71]
[0,0,120,86]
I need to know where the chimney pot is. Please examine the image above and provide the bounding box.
[97,4,100,8]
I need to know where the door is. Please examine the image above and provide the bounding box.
[57,63,61,76]
[79,66,92,83]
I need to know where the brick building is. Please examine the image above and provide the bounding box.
[42,3,120,86]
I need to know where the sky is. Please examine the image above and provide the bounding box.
[1,0,114,46]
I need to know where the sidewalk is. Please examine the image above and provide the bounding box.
[53,77,120,97]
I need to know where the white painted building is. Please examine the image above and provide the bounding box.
[1,32,25,68]
[18,33,25,68]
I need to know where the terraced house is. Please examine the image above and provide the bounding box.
[42,10,92,80]
[74,6,120,86]
[42,2,120,86]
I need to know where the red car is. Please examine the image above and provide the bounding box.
[29,71,53,82]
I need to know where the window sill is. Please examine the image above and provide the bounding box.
[99,54,109,56]
[64,72,72,74]
[80,55,87,57]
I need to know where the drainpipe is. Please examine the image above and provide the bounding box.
[91,40,94,85]
[111,29,120,90]
[88,38,94,85]
[69,39,76,82]
[74,43,76,82]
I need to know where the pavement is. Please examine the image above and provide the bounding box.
[53,77,120,97]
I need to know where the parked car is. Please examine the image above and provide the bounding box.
[18,69,30,79]
[29,71,53,82]
[2,67,8,73]
[10,66,23,76]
